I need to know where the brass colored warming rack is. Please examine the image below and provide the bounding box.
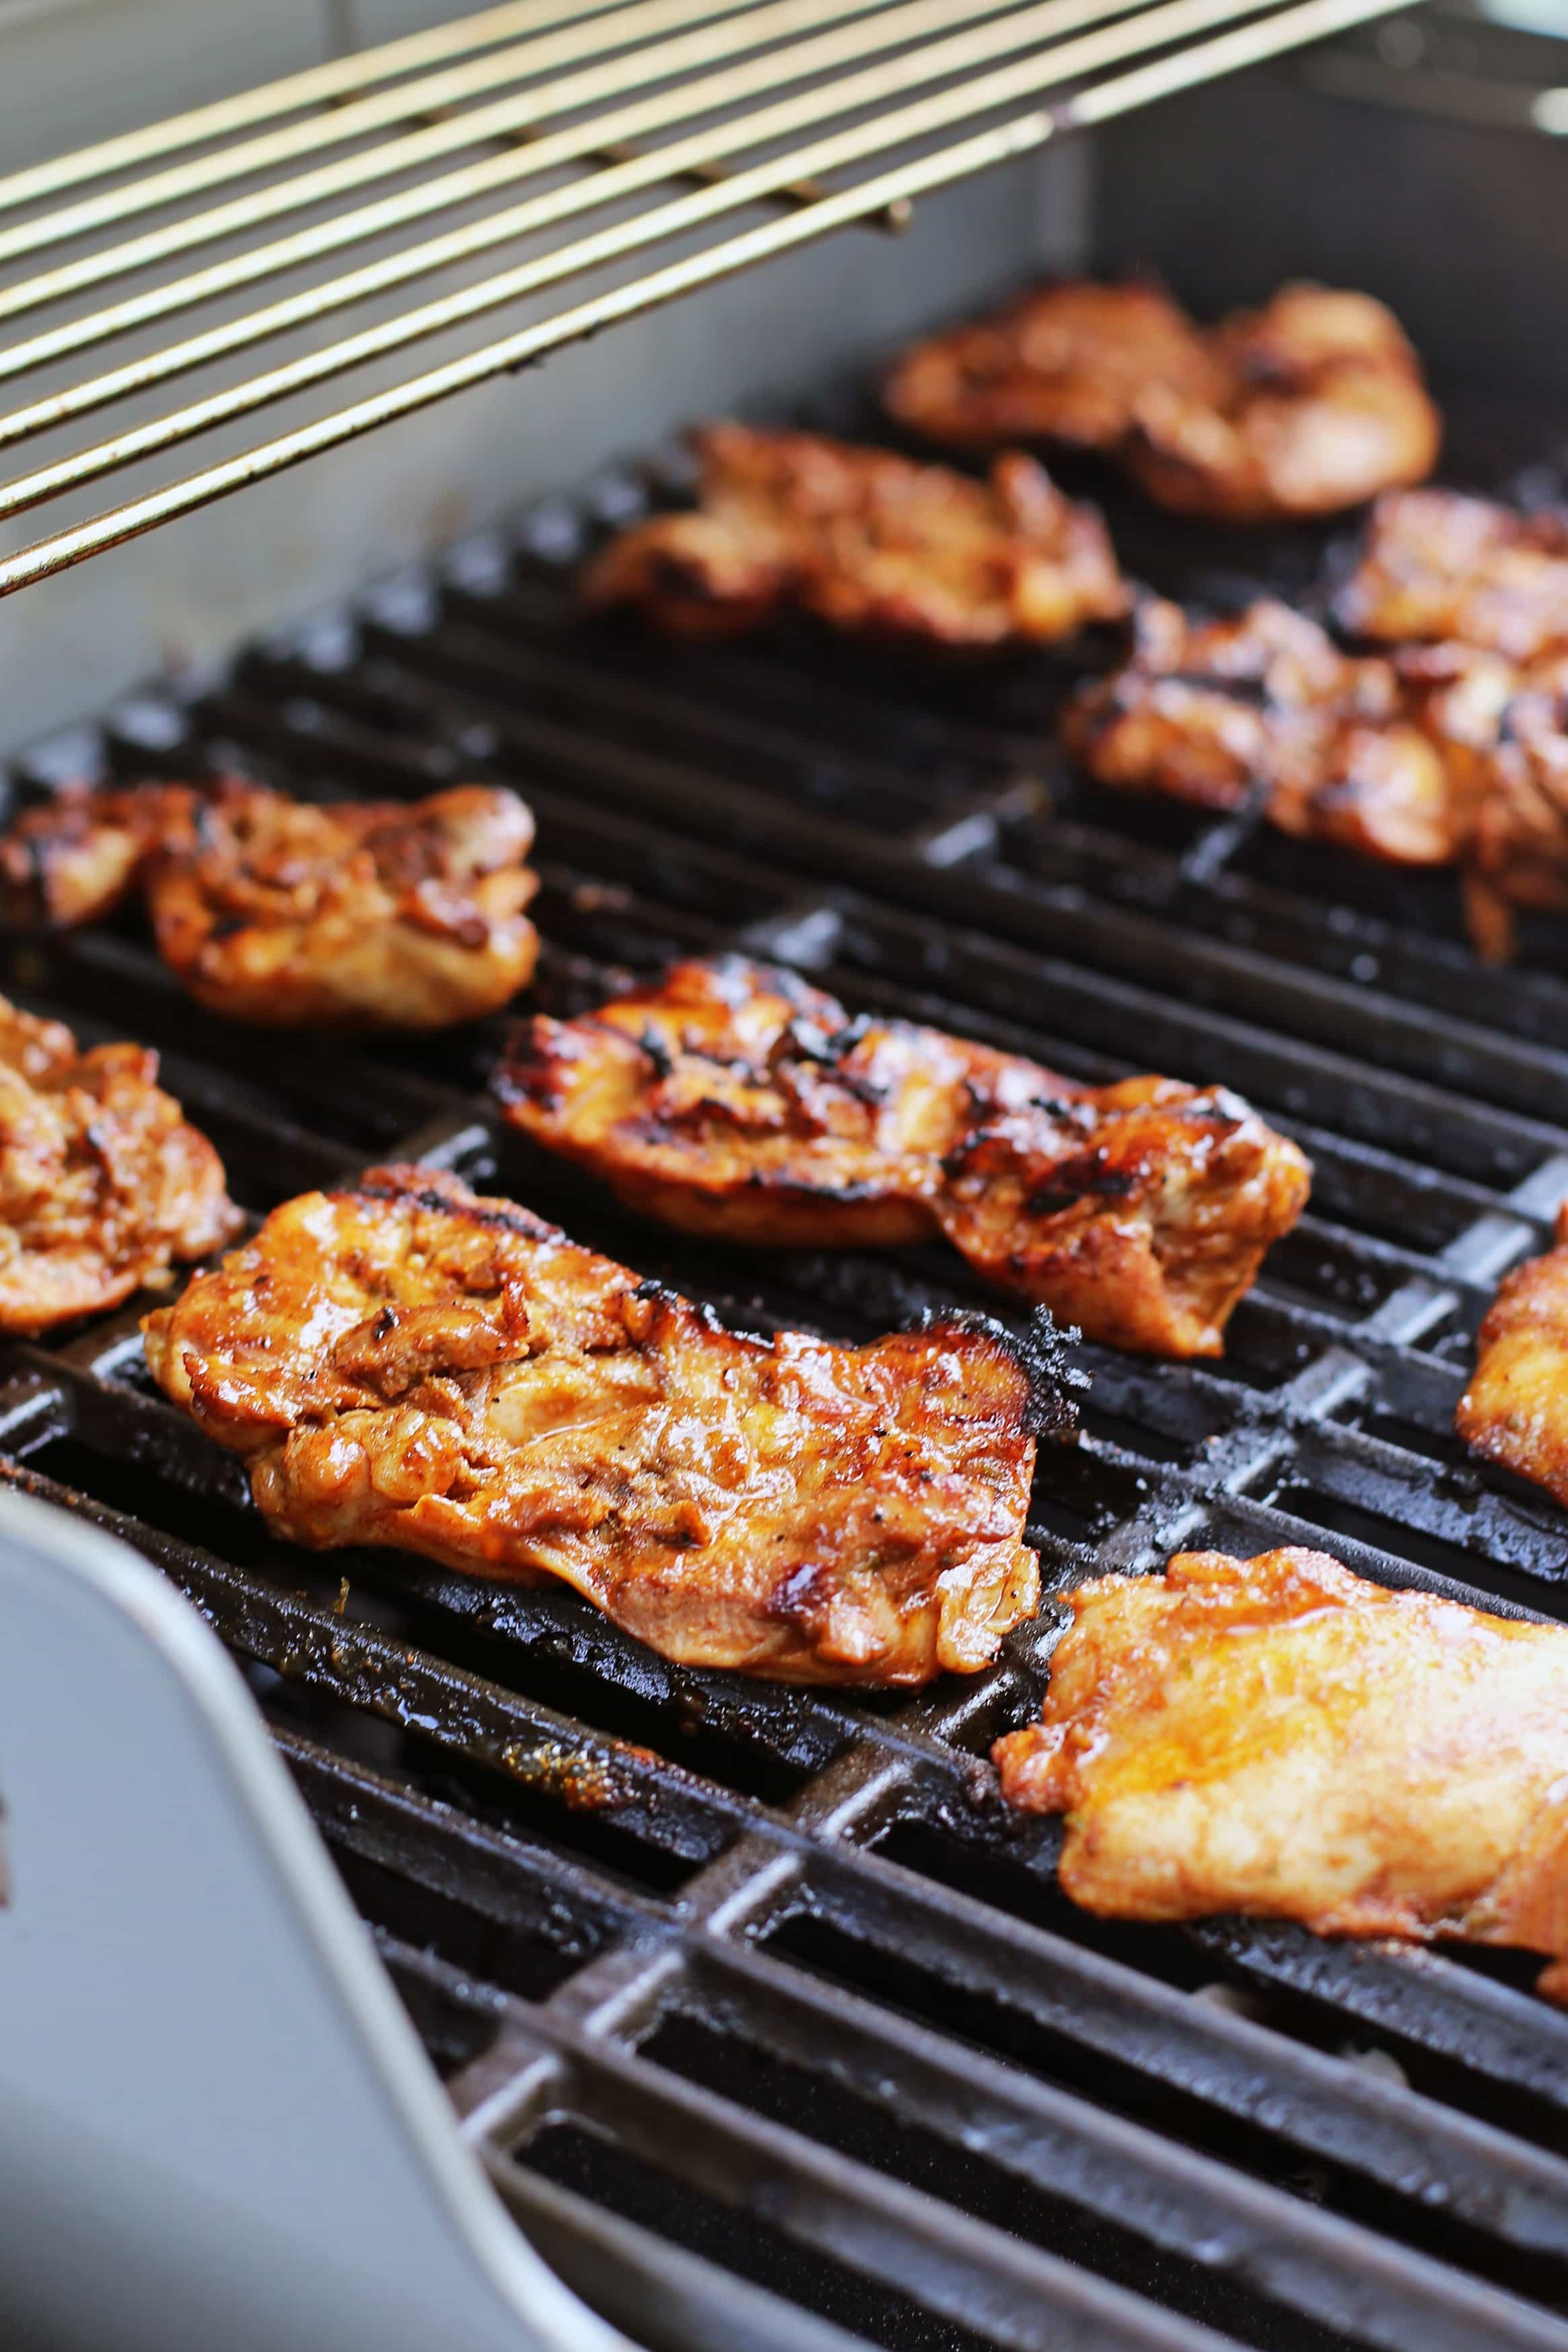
[0,0,1420,596]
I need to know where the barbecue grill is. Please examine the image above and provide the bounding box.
[7,4,1568,2349]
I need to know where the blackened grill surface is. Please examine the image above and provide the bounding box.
[8,395,1568,2352]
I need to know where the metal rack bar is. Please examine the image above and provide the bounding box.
[0,0,1421,597]
[0,0,1289,519]
[0,0,1145,416]
[0,0,641,213]
[0,0,901,320]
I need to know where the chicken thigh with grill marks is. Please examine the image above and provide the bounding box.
[493,957,1310,1360]
[1061,596,1512,866]
[143,1164,1053,1685]
[0,995,239,1332]
[582,423,1128,647]
[1,777,539,1028]
[994,1546,1568,2003]
[1063,596,1568,959]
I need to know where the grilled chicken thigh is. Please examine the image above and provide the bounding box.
[995,1546,1568,2002]
[1065,598,1568,958]
[1122,284,1440,524]
[1457,1203,1568,1505]
[1337,489,1568,661]
[1457,655,1568,959]
[883,280,1227,453]
[1,777,539,1028]
[582,423,1128,646]
[887,279,1439,522]
[493,957,1310,1359]
[0,781,190,929]
[0,995,238,1332]
[143,1164,1049,1684]
[1063,598,1504,865]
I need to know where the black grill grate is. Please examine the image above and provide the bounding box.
[7,417,1568,2352]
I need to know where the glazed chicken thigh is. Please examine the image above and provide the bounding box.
[144,1164,1050,1685]
[1457,1203,1568,1507]
[1337,489,1568,662]
[1062,597,1507,866]
[493,957,1310,1359]
[995,1546,1568,2003]
[886,279,1439,522]
[883,279,1227,454]
[1,777,539,1028]
[0,995,239,1332]
[1064,596,1568,958]
[582,423,1128,646]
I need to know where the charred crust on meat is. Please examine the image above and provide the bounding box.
[352,1165,561,1242]
[915,1304,1085,1444]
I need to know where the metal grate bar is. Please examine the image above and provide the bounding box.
[0,0,1421,594]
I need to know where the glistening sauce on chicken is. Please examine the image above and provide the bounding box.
[994,1546,1568,2003]
[0,995,239,1333]
[582,423,1129,646]
[1457,1202,1568,1507]
[886,279,1441,522]
[1063,596,1568,960]
[143,1164,1062,1686]
[0,777,540,1028]
[493,955,1310,1359]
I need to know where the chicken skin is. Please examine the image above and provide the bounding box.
[1122,284,1441,524]
[493,958,1310,1359]
[1456,1203,1568,1506]
[994,1547,1568,2003]
[1,777,540,1029]
[0,995,239,1333]
[581,423,1128,647]
[886,279,1439,522]
[1062,598,1509,865]
[883,279,1228,454]
[1336,489,1568,662]
[143,1164,1050,1685]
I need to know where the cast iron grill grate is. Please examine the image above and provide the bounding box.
[7,411,1568,2352]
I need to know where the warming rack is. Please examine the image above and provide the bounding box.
[0,0,1421,598]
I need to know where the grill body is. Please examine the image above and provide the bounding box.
[8,41,1568,2350]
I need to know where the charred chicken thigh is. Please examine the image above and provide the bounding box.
[493,957,1310,1359]
[582,423,1129,646]
[1,777,539,1028]
[1457,1203,1568,1507]
[1062,597,1507,865]
[1064,597,1568,959]
[143,1164,1051,1685]
[0,995,239,1332]
[995,1546,1568,2003]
